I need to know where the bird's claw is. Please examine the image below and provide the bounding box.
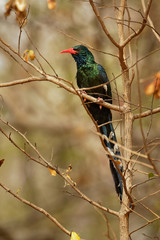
[97,97,103,109]
[79,89,87,102]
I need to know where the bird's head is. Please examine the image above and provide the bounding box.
[60,45,94,67]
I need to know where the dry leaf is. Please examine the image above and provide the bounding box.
[0,159,5,167]
[23,49,35,61]
[5,1,13,17]
[71,232,80,240]
[144,72,160,98]
[15,0,26,12]
[28,50,35,60]
[48,167,56,176]
[5,0,27,26]
[47,0,56,10]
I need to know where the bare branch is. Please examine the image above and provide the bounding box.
[141,0,160,43]
[24,29,58,76]
[89,0,120,48]
[133,107,160,120]
[0,75,123,112]
[129,217,160,236]
[95,131,156,170]
[133,189,160,205]
[0,119,119,217]
[58,29,119,58]
[0,181,71,237]
[0,45,32,76]
[122,0,153,47]
[132,177,158,189]
[138,202,160,219]
[135,41,160,177]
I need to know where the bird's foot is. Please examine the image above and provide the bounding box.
[78,89,87,102]
[97,97,103,109]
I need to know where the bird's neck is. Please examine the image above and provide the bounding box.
[72,55,95,68]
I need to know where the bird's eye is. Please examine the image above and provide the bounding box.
[74,47,80,52]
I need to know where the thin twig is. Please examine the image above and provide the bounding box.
[133,107,160,120]
[132,177,158,189]
[141,0,160,43]
[122,0,153,47]
[138,202,160,219]
[0,181,71,236]
[135,39,160,177]
[58,29,119,58]
[18,6,29,54]
[0,75,123,112]
[129,216,160,236]
[133,189,160,205]
[0,45,32,76]
[89,0,120,48]
[0,120,119,217]
[24,29,58,76]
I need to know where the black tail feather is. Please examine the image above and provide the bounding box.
[99,113,123,201]
[86,102,123,201]
[109,160,123,201]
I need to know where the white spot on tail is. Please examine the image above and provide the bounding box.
[107,147,114,156]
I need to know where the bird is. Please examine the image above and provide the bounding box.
[60,45,123,201]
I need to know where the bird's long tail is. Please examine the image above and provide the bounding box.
[99,111,123,201]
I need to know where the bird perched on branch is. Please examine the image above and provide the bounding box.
[61,45,123,201]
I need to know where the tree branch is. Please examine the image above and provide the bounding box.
[133,107,160,120]
[141,0,160,43]
[0,119,119,217]
[0,76,123,112]
[122,0,153,47]
[89,0,120,48]
[129,216,160,236]
[0,181,71,237]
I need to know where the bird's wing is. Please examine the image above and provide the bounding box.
[97,64,109,83]
[97,64,112,101]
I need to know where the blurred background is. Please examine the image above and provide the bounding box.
[0,0,160,239]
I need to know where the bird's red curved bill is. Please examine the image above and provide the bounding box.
[60,48,78,54]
